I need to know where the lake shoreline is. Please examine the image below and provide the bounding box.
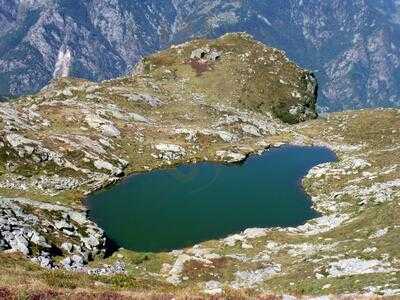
[86,144,337,253]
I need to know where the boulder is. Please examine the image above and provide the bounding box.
[61,242,73,253]
[155,144,186,161]
[82,235,100,248]
[29,231,50,248]
[216,151,246,163]
[190,48,221,61]
[71,254,85,267]
[204,280,223,295]
[61,256,72,267]
[0,239,8,251]
[94,160,123,176]
[54,219,73,231]
[9,234,29,255]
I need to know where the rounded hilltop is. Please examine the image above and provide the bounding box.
[132,32,318,124]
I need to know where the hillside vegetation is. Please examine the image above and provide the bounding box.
[0,34,398,298]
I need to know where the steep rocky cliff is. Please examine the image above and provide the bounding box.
[1,0,400,111]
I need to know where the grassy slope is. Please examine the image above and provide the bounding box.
[0,110,398,298]
[0,34,398,298]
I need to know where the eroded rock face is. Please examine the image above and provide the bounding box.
[230,264,282,289]
[327,258,397,277]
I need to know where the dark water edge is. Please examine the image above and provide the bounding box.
[87,145,336,253]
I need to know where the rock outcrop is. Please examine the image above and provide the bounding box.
[0,196,106,271]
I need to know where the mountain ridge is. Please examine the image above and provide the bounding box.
[1,0,400,111]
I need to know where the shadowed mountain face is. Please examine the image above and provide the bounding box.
[1,0,400,111]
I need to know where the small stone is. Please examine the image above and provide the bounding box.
[204,280,223,295]
[54,220,73,230]
[71,255,84,266]
[9,234,29,255]
[61,256,72,267]
[369,228,389,239]
[82,235,100,248]
[322,284,332,289]
[241,242,253,249]
[61,242,73,253]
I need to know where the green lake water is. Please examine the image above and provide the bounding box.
[87,145,336,252]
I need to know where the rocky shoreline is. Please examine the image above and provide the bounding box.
[0,196,127,273]
[0,34,398,297]
[0,139,276,274]
[157,131,400,296]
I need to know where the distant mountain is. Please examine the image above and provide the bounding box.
[1,0,400,111]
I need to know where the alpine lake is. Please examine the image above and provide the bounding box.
[87,145,336,252]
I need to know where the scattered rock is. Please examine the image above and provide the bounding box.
[94,160,123,176]
[288,213,350,235]
[203,280,223,295]
[190,48,222,61]
[84,113,120,137]
[369,228,389,239]
[216,151,246,163]
[61,242,73,253]
[0,197,105,270]
[241,124,261,136]
[127,93,162,107]
[231,264,281,289]
[327,258,397,277]
[155,144,186,161]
